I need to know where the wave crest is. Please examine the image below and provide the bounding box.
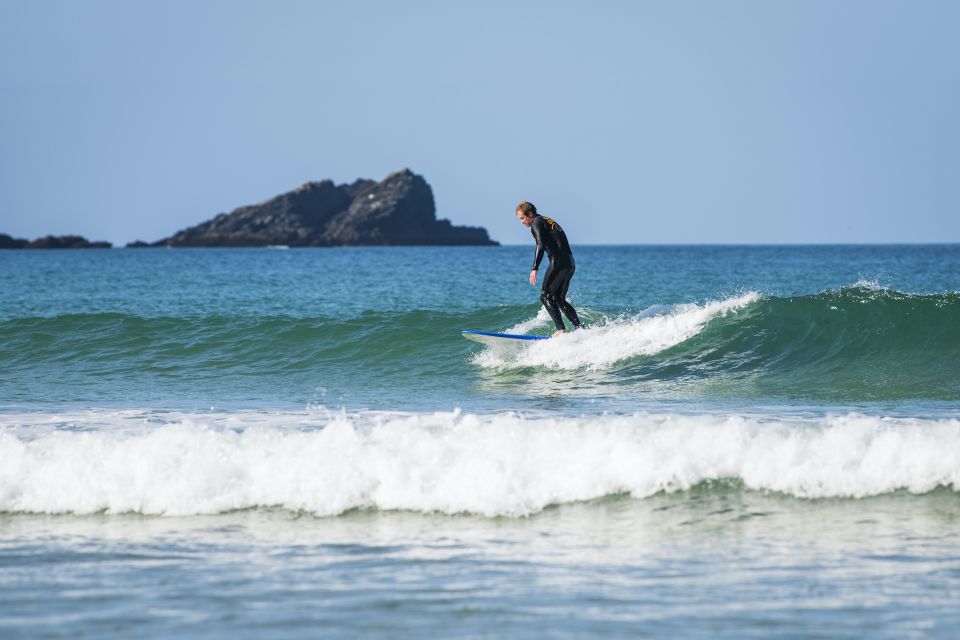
[473,293,759,370]
[2,410,958,517]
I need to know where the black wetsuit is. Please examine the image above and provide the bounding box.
[530,214,582,331]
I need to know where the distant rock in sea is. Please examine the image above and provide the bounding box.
[0,233,111,249]
[0,234,28,249]
[135,169,497,247]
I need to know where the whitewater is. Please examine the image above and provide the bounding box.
[2,409,959,517]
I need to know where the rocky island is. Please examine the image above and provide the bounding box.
[131,169,497,247]
[0,234,111,249]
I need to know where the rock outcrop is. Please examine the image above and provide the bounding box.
[0,234,28,249]
[141,169,496,247]
[27,235,111,249]
[0,234,111,249]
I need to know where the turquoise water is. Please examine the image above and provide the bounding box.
[2,246,959,638]
[3,246,959,411]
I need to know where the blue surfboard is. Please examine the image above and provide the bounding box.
[461,330,550,345]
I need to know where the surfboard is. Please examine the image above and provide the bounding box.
[461,330,550,345]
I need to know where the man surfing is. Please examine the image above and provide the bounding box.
[515,201,583,336]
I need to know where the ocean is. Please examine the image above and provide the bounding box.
[1,245,959,638]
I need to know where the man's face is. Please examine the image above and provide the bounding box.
[516,210,533,227]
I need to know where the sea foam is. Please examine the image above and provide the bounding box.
[1,409,958,517]
[473,293,759,370]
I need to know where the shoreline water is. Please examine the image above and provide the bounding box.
[3,488,959,639]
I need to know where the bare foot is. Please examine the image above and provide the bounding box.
[552,329,567,337]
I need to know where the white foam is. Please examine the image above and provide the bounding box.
[850,277,890,291]
[473,293,759,370]
[1,409,958,517]
[505,306,554,335]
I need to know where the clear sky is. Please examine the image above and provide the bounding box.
[1,0,958,245]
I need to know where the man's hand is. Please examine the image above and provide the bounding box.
[529,269,537,286]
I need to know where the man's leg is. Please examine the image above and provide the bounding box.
[556,266,582,328]
[540,292,565,331]
[540,262,566,331]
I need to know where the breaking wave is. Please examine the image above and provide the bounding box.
[2,284,958,403]
[472,285,960,400]
[1,409,958,517]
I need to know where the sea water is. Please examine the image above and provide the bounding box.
[1,245,959,638]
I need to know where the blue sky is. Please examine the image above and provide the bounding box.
[1,0,957,245]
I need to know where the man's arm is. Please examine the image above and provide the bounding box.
[530,218,545,272]
[529,218,545,286]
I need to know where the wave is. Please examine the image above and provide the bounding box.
[1,409,958,517]
[473,285,960,400]
[473,293,759,369]
[659,284,960,399]
[1,284,958,402]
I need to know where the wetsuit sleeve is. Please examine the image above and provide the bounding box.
[530,219,546,271]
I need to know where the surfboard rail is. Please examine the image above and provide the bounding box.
[461,330,550,345]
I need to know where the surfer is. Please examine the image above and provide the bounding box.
[515,201,583,336]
